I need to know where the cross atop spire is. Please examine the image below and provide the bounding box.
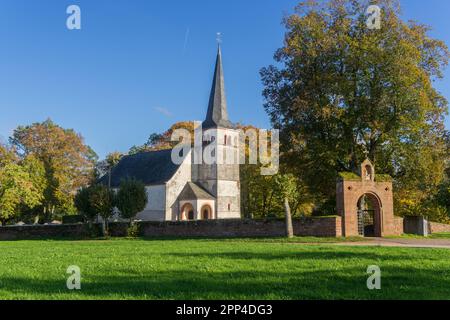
[203,46,233,129]
[216,32,222,45]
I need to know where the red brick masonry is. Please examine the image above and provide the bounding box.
[138,217,342,238]
[2,218,450,240]
[392,217,404,236]
[429,222,450,234]
[0,217,342,240]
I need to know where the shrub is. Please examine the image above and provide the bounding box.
[74,187,98,223]
[116,178,148,225]
[89,185,115,235]
[127,224,139,238]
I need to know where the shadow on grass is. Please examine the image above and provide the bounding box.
[1,266,449,300]
[163,248,440,262]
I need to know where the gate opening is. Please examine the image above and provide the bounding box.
[357,194,381,237]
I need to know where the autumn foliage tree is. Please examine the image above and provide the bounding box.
[10,119,97,219]
[261,0,450,220]
[0,145,45,225]
[128,121,195,154]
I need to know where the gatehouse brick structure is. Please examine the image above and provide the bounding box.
[336,159,398,237]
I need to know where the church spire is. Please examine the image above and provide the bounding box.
[203,45,233,129]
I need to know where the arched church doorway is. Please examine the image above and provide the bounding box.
[181,203,195,221]
[201,205,212,220]
[357,193,382,237]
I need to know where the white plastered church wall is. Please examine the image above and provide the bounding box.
[166,149,193,221]
[136,185,166,221]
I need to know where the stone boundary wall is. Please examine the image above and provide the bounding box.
[137,217,342,238]
[429,221,450,234]
[392,217,404,236]
[0,217,342,240]
[403,216,450,235]
[0,223,101,241]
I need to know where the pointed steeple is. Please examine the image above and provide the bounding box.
[203,46,233,129]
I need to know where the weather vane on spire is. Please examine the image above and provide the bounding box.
[216,32,222,45]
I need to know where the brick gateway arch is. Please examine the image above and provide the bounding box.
[336,159,398,237]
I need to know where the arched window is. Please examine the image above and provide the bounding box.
[224,135,228,145]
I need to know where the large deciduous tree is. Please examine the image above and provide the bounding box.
[261,0,449,217]
[0,146,44,224]
[10,119,97,218]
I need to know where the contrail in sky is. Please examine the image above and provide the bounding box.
[182,27,190,55]
[154,107,173,118]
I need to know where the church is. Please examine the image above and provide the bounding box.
[101,47,241,222]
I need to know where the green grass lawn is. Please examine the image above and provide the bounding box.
[0,238,449,300]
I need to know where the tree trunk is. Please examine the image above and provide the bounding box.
[102,218,107,237]
[284,197,294,238]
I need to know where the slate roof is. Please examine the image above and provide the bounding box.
[99,149,180,188]
[202,46,234,130]
[178,182,215,201]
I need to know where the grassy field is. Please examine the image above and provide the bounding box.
[0,238,449,300]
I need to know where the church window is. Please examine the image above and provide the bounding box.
[228,204,231,211]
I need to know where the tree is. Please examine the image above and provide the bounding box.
[18,155,47,223]
[261,0,449,218]
[0,149,44,225]
[115,178,148,225]
[128,122,195,155]
[74,187,97,224]
[94,152,123,182]
[274,174,299,238]
[238,124,314,219]
[10,119,96,219]
[94,152,124,186]
[89,185,115,235]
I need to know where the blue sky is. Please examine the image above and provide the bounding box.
[0,0,449,159]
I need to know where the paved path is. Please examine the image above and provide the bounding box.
[336,237,450,249]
